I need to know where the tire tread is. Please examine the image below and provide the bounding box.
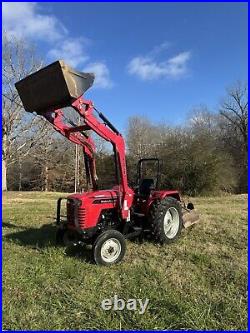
[149,197,183,244]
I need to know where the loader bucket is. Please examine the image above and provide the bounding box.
[15,60,95,113]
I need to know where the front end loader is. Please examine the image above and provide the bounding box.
[15,60,199,265]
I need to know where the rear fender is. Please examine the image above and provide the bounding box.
[161,192,181,201]
[151,191,181,202]
[145,191,181,214]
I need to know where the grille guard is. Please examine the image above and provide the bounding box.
[56,197,81,227]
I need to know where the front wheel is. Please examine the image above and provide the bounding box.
[149,197,183,244]
[93,230,126,265]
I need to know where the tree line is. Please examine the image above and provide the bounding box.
[2,36,248,195]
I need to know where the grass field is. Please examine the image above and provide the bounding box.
[2,191,248,330]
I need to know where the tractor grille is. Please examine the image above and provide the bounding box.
[67,201,75,225]
[78,208,86,229]
[67,200,85,229]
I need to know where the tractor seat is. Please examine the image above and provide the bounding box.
[139,178,155,197]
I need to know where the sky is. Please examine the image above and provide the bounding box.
[2,2,248,132]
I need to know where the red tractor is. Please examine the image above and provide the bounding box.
[16,60,199,265]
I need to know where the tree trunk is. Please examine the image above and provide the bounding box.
[44,164,49,192]
[2,133,8,191]
[2,158,7,191]
[18,159,22,191]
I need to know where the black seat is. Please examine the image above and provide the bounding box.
[139,178,155,197]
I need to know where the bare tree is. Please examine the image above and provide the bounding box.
[220,81,248,151]
[219,81,248,192]
[188,104,220,136]
[2,33,49,190]
[126,116,161,158]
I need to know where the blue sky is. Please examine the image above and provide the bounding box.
[3,2,248,131]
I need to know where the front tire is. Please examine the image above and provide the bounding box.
[149,197,183,244]
[93,230,126,265]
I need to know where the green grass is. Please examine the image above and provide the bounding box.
[2,191,248,330]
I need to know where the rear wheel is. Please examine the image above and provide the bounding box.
[93,230,126,265]
[149,197,183,244]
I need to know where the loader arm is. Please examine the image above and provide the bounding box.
[42,108,98,190]
[72,97,132,220]
[40,96,132,221]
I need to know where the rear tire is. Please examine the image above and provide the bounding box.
[149,197,183,244]
[93,230,126,265]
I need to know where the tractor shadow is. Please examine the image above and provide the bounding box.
[3,220,94,263]
[3,220,57,249]
[64,243,93,264]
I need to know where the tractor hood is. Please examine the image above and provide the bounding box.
[68,189,119,202]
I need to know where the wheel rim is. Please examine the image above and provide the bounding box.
[100,238,122,263]
[163,207,180,239]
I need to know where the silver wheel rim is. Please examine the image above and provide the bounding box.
[163,207,180,239]
[101,238,122,263]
